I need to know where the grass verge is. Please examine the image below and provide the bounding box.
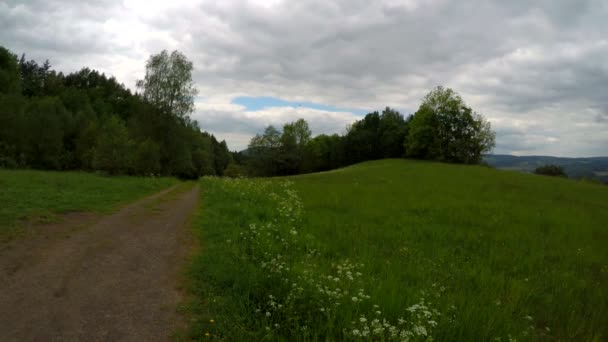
[0,169,177,241]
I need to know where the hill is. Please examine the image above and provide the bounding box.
[484,154,608,183]
[186,159,608,341]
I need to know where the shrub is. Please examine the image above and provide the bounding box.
[223,162,246,178]
[534,164,567,177]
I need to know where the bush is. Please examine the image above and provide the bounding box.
[223,162,246,178]
[534,164,567,177]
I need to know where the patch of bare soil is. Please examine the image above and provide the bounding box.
[0,184,199,341]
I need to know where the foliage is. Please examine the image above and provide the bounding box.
[136,49,197,119]
[132,139,161,175]
[223,162,246,178]
[0,47,20,94]
[405,86,495,164]
[0,169,176,240]
[22,97,67,169]
[245,107,413,177]
[0,45,231,177]
[247,125,282,176]
[93,116,132,175]
[186,159,608,341]
[278,118,312,174]
[534,164,567,177]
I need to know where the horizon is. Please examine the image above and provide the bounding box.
[2,0,607,157]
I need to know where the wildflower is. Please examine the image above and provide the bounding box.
[360,317,367,323]
[266,312,271,317]
[413,325,428,336]
[205,332,210,337]
[352,296,358,302]
[209,319,215,324]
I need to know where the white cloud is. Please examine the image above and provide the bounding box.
[192,99,359,150]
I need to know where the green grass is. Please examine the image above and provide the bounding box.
[186,159,608,341]
[0,169,177,240]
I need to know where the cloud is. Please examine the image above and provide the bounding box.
[1,0,607,156]
[192,99,359,150]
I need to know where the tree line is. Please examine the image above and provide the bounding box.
[242,87,496,177]
[1,44,496,179]
[0,46,232,178]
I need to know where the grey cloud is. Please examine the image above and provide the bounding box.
[191,101,360,150]
[1,0,607,156]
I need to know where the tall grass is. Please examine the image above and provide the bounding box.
[186,160,608,341]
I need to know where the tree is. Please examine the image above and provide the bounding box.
[93,116,132,174]
[0,46,234,177]
[405,86,495,164]
[213,139,232,176]
[0,47,20,94]
[0,93,27,167]
[23,97,67,169]
[534,164,567,177]
[279,118,312,174]
[133,139,161,175]
[136,50,197,119]
[247,125,282,176]
[378,107,408,158]
[75,119,99,170]
[344,112,382,164]
[302,134,344,173]
[192,147,216,176]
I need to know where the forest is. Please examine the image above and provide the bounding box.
[1,46,495,178]
[0,47,231,179]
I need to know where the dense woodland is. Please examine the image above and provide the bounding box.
[0,46,231,178]
[1,46,495,178]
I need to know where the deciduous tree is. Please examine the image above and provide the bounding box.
[405,86,495,164]
[136,50,197,119]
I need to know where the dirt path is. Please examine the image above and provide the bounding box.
[0,184,200,342]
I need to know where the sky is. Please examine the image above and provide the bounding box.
[1,0,607,156]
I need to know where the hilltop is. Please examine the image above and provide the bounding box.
[186,159,608,341]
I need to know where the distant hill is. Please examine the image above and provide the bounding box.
[484,154,608,183]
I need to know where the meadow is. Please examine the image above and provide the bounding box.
[0,169,176,240]
[186,159,607,341]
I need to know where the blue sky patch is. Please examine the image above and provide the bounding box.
[232,96,369,115]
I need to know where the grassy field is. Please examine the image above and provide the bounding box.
[0,169,176,240]
[186,159,607,341]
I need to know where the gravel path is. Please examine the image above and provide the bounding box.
[0,184,200,341]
